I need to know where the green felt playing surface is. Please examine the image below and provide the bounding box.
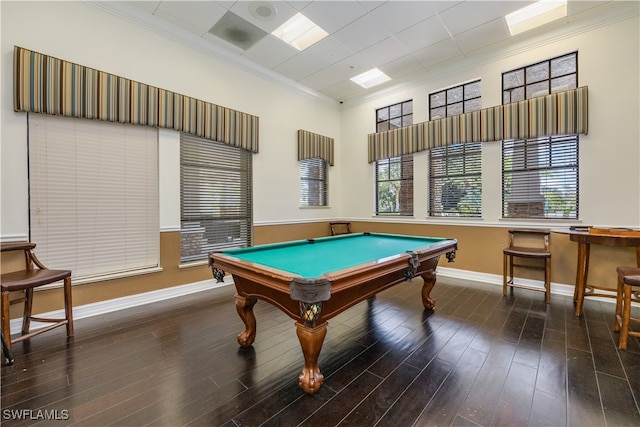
[222,233,448,278]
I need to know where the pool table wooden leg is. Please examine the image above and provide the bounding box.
[235,294,257,347]
[420,269,437,310]
[296,321,327,394]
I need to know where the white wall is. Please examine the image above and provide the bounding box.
[339,6,640,228]
[0,1,342,240]
[2,2,639,243]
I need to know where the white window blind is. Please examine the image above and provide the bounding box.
[28,114,159,280]
[180,134,252,263]
[300,158,327,207]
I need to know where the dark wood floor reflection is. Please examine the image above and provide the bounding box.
[2,276,640,426]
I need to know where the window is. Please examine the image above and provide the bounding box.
[502,52,579,219]
[300,158,327,207]
[375,100,413,216]
[428,81,482,217]
[180,134,252,263]
[28,114,159,279]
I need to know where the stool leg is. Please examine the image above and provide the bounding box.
[21,288,34,335]
[1,291,12,353]
[619,284,632,350]
[63,277,74,338]
[544,259,551,304]
[614,275,624,332]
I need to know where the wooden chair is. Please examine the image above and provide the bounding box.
[614,266,640,350]
[1,242,74,354]
[503,229,552,303]
[330,222,352,236]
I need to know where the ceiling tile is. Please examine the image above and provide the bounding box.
[242,34,298,70]
[394,15,451,53]
[155,1,227,36]
[332,13,391,52]
[356,36,410,67]
[438,1,504,36]
[296,36,354,68]
[273,53,323,81]
[379,54,427,81]
[300,1,368,33]
[321,79,366,101]
[455,18,511,55]
[368,1,437,34]
[413,38,464,70]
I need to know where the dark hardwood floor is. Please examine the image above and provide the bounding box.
[2,276,640,426]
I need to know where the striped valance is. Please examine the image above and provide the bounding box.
[13,46,259,152]
[298,129,334,166]
[368,86,588,162]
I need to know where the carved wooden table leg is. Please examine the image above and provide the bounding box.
[235,294,257,347]
[295,321,327,394]
[420,269,437,310]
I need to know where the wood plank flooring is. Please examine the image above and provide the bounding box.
[2,276,640,426]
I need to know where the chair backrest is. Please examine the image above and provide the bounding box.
[507,229,550,251]
[0,242,41,275]
[330,222,352,236]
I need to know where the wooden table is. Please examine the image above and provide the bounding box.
[553,228,640,316]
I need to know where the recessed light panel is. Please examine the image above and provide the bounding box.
[350,68,391,89]
[271,13,328,51]
[506,0,568,36]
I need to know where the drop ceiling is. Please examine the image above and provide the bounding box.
[93,1,630,103]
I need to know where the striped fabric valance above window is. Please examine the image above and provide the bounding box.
[13,46,259,153]
[298,129,334,166]
[368,86,588,163]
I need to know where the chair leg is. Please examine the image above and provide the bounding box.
[619,284,632,350]
[1,291,12,353]
[503,254,508,296]
[1,332,14,365]
[63,277,74,338]
[21,288,34,335]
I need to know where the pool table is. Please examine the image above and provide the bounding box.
[208,232,457,394]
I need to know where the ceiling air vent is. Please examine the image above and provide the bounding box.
[209,11,267,51]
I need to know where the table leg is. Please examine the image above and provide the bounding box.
[295,321,327,394]
[574,243,590,317]
[235,294,257,347]
[420,269,437,310]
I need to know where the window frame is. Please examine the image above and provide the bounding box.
[501,52,579,219]
[375,100,414,216]
[300,157,328,207]
[180,134,253,263]
[428,80,482,217]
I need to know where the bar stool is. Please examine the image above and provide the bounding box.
[614,266,640,350]
[503,229,552,303]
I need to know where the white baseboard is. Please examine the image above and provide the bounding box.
[9,267,619,334]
